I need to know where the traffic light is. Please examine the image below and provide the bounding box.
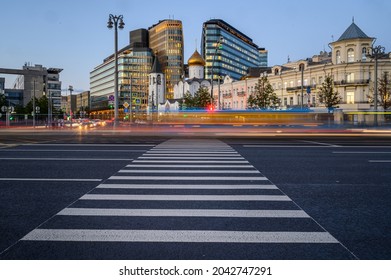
[9,115,14,121]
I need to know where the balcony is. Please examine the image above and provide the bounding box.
[334,79,370,86]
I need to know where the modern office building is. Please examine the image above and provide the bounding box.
[201,19,267,82]
[148,19,184,99]
[0,64,62,110]
[90,29,154,116]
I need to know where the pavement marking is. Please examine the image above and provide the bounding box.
[0,157,133,161]
[132,160,249,163]
[58,208,309,218]
[125,164,255,168]
[109,175,267,181]
[333,151,391,154]
[22,229,337,243]
[0,149,148,153]
[142,153,241,157]
[368,160,391,163]
[298,140,341,147]
[242,145,337,148]
[138,156,242,160]
[146,151,237,154]
[0,178,102,182]
[80,194,290,201]
[96,184,278,189]
[118,170,260,174]
[22,143,156,147]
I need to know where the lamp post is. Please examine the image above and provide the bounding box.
[68,85,73,128]
[367,45,386,112]
[210,36,224,107]
[107,14,125,128]
[299,63,304,110]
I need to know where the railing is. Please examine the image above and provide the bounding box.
[334,79,370,86]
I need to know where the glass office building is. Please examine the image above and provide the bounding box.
[90,29,153,116]
[149,20,184,99]
[202,19,267,81]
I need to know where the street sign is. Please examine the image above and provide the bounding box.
[1,106,7,113]
[108,100,114,105]
[124,108,129,113]
[123,102,129,108]
[108,95,114,101]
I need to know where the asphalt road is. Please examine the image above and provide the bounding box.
[0,131,390,260]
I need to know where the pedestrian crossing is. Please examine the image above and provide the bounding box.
[15,138,354,259]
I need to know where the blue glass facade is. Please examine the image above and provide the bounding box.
[202,19,267,81]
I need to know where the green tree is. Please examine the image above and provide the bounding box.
[247,76,278,109]
[367,72,391,110]
[318,75,341,110]
[183,87,212,110]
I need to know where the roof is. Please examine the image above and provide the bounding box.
[337,22,372,42]
[188,50,205,66]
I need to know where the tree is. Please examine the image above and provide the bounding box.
[318,75,341,110]
[247,76,278,109]
[183,87,212,110]
[367,72,391,110]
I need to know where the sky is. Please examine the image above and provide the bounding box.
[1,0,391,93]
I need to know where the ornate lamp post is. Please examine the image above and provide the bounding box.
[107,14,125,128]
[367,45,386,126]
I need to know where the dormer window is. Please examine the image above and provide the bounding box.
[336,50,341,64]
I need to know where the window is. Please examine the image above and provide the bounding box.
[346,73,355,83]
[346,92,355,104]
[362,47,367,61]
[336,50,341,64]
[347,48,355,63]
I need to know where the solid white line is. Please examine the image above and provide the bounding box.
[109,175,267,181]
[97,184,278,189]
[147,151,237,154]
[142,154,241,157]
[22,229,338,243]
[0,178,102,182]
[125,164,254,168]
[0,157,133,161]
[368,160,391,163]
[138,156,242,159]
[58,208,309,218]
[243,145,335,148]
[298,140,341,147]
[80,194,290,201]
[334,151,391,154]
[132,160,248,163]
[22,144,156,147]
[118,170,260,174]
[0,149,147,153]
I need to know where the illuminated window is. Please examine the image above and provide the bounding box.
[336,50,341,64]
[346,92,354,104]
[347,48,355,63]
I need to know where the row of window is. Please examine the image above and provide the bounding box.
[336,47,367,64]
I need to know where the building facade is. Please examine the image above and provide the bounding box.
[201,19,267,82]
[210,21,391,111]
[148,20,184,99]
[90,29,154,116]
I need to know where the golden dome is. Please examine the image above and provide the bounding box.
[188,50,205,66]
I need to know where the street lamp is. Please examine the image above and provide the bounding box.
[68,85,73,128]
[367,45,386,112]
[210,36,224,108]
[107,14,125,128]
